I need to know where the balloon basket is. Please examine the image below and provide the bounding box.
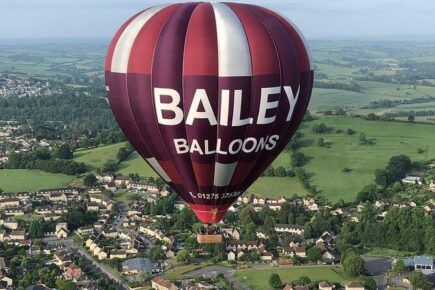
[197,233,223,244]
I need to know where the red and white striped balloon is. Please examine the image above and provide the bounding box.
[105,2,314,224]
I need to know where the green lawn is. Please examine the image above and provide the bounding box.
[0,169,75,192]
[74,142,127,171]
[235,266,350,290]
[248,177,308,198]
[299,116,435,202]
[116,152,158,177]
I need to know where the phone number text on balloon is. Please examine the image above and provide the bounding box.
[189,191,242,200]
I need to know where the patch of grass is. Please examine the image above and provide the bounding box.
[116,152,158,177]
[299,116,435,202]
[248,176,308,198]
[0,169,75,192]
[74,142,127,171]
[235,266,350,290]
[114,191,138,203]
[364,247,417,258]
[163,264,204,281]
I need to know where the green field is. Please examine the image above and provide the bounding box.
[298,116,435,202]
[67,115,435,202]
[235,266,350,290]
[116,152,158,177]
[74,142,127,171]
[0,169,75,192]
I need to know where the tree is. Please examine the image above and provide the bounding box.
[56,279,78,290]
[176,249,191,264]
[274,166,287,177]
[102,159,118,173]
[83,174,97,187]
[391,260,407,276]
[149,246,165,261]
[53,144,73,159]
[307,247,322,262]
[298,276,312,285]
[410,271,432,290]
[408,115,415,122]
[363,277,377,290]
[317,137,325,147]
[269,273,283,289]
[359,132,367,145]
[29,219,44,239]
[342,251,364,278]
[292,152,307,167]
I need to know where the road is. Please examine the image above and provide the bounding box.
[44,237,129,290]
[186,266,251,290]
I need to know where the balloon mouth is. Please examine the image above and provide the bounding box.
[189,203,230,224]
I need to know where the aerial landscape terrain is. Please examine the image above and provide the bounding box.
[0,37,434,290]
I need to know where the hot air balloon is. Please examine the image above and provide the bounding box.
[105,2,313,243]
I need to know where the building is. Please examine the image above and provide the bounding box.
[96,173,114,183]
[151,276,178,290]
[319,281,334,290]
[401,176,423,185]
[222,227,241,240]
[429,180,435,192]
[0,198,20,208]
[121,258,155,275]
[274,224,305,236]
[114,175,131,187]
[403,256,434,274]
[345,282,364,290]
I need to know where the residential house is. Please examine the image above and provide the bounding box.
[114,175,131,187]
[227,250,244,261]
[429,180,435,192]
[9,230,25,240]
[274,224,305,236]
[227,240,258,252]
[319,281,334,290]
[222,227,241,240]
[77,226,94,237]
[151,276,178,290]
[345,282,365,290]
[294,246,306,257]
[110,250,127,260]
[96,173,114,183]
[55,223,68,239]
[0,198,20,208]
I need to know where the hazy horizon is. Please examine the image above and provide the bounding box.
[1,0,435,39]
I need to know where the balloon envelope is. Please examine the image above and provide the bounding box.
[105,2,314,224]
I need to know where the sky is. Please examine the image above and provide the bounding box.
[0,0,434,39]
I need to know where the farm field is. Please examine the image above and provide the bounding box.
[0,169,75,192]
[298,116,435,202]
[74,142,126,171]
[66,115,435,202]
[235,266,350,290]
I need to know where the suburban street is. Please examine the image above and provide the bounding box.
[44,237,129,290]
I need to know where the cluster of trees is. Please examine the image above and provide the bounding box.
[0,245,62,289]
[375,155,412,188]
[312,122,333,134]
[356,155,414,203]
[143,193,178,216]
[338,205,435,255]
[314,80,362,92]
[64,205,99,231]
[6,147,86,175]
[363,96,435,109]
[100,143,134,173]
[359,132,376,145]
[262,166,295,177]
[0,93,118,139]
